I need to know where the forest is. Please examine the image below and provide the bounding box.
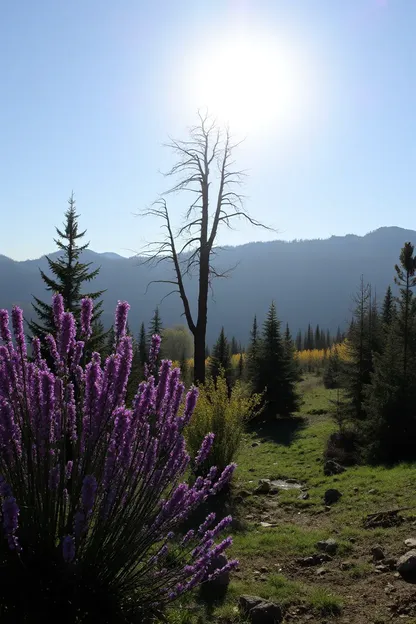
[1,118,416,624]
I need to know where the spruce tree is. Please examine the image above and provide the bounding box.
[247,315,261,391]
[230,336,239,355]
[342,278,382,421]
[138,322,147,369]
[315,325,321,349]
[284,323,301,382]
[29,194,105,349]
[304,323,314,350]
[256,302,300,417]
[364,243,416,461]
[382,285,395,328]
[326,329,331,349]
[149,306,162,337]
[295,330,303,352]
[209,327,232,390]
[336,326,343,344]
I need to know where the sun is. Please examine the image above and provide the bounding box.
[188,31,310,136]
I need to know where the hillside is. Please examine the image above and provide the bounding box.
[0,226,414,345]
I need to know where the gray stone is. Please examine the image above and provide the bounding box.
[299,491,310,500]
[397,550,416,575]
[371,546,385,561]
[252,442,260,448]
[255,479,271,494]
[316,567,327,576]
[324,460,346,476]
[260,522,276,528]
[317,539,338,555]
[249,601,283,624]
[405,538,416,548]
[368,488,378,494]
[324,488,342,505]
[205,553,230,587]
[375,564,389,573]
[340,561,353,571]
[239,595,264,615]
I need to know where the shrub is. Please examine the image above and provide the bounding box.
[186,374,261,474]
[324,430,360,466]
[0,296,237,622]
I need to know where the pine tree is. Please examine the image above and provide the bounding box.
[326,329,331,349]
[364,243,416,461]
[336,326,343,344]
[209,327,232,390]
[230,336,239,355]
[149,306,162,337]
[247,315,262,391]
[304,323,314,350]
[382,285,395,328]
[138,322,147,368]
[256,302,300,417]
[315,325,321,350]
[29,194,105,350]
[284,323,301,382]
[342,278,382,421]
[323,349,342,389]
[295,330,303,352]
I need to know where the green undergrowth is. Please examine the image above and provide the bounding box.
[168,375,416,622]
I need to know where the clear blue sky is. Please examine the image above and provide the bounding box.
[1,0,415,261]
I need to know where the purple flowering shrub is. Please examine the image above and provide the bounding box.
[0,296,237,622]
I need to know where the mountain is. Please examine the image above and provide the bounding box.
[0,227,414,346]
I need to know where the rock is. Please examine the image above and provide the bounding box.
[254,479,271,494]
[353,487,359,493]
[340,561,353,571]
[317,539,338,555]
[248,602,283,624]
[324,489,342,505]
[316,567,327,576]
[253,570,261,576]
[286,478,299,484]
[397,550,416,575]
[297,556,317,567]
[368,488,378,494]
[299,492,310,500]
[252,442,260,448]
[246,514,254,520]
[237,490,252,499]
[405,538,416,548]
[385,583,396,594]
[318,553,333,563]
[324,460,346,476]
[239,595,264,615]
[205,554,230,589]
[375,564,389,573]
[371,546,385,561]
[384,558,397,570]
[259,522,276,528]
[260,566,269,573]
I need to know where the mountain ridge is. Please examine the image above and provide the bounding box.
[1,226,415,345]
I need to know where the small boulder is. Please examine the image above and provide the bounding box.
[371,546,385,562]
[368,488,378,495]
[255,479,271,495]
[375,564,389,573]
[239,595,264,615]
[340,561,353,571]
[317,539,338,555]
[252,442,260,448]
[316,567,327,576]
[405,538,416,548]
[324,460,346,476]
[259,522,276,528]
[324,489,342,505]
[299,492,310,501]
[297,556,317,567]
[397,550,416,576]
[249,601,283,624]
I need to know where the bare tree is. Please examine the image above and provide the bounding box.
[141,112,269,384]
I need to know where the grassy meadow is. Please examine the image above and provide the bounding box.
[168,375,416,624]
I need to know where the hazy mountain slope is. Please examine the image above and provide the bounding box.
[0,227,414,345]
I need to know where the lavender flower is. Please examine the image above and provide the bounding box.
[59,312,76,359]
[65,460,73,481]
[0,310,12,344]
[81,475,97,513]
[31,337,42,363]
[52,293,64,331]
[114,300,130,344]
[62,535,75,563]
[2,496,20,551]
[80,298,93,339]
[11,307,26,357]
[195,433,215,467]
[146,334,161,377]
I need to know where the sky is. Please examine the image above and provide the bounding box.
[1,0,415,261]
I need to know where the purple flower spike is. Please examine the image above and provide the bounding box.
[11,307,27,357]
[52,294,64,331]
[80,298,93,339]
[2,496,20,551]
[114,301,130,344]
[62,535,75,563]
[0,310,12,344]
[59,312,76,359]
[82,475,97,513]
[32,337,42,363]
[195,433,215,466]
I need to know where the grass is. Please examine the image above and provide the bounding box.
[168,374,416,623]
